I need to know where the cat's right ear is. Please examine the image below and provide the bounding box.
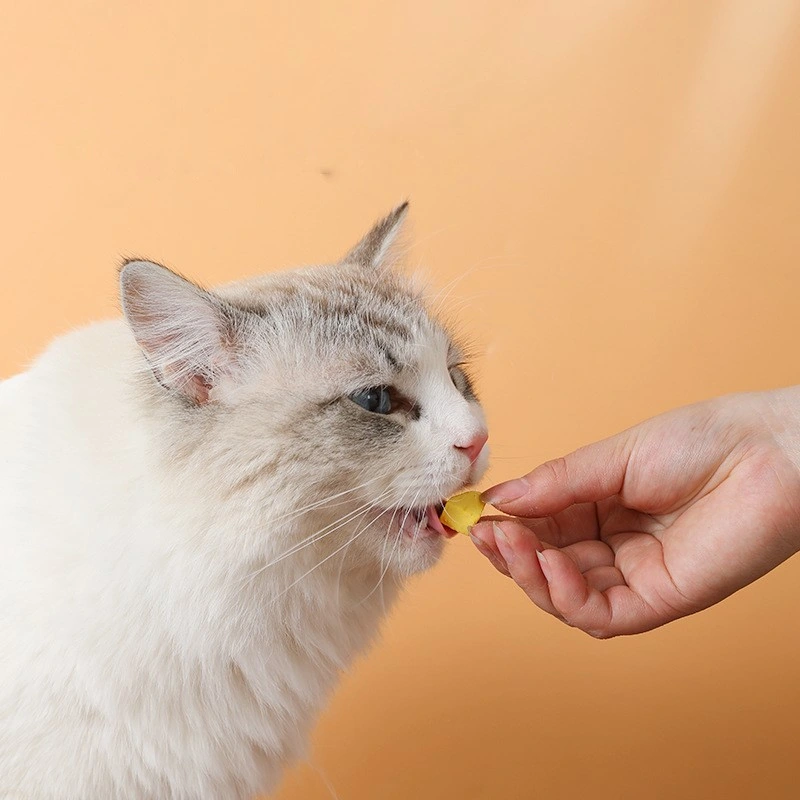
[120,260,240,404]
[342,202,409,269]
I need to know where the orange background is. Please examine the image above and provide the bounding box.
[2,2,800,798]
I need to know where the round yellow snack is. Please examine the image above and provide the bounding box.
[440,490,486,535]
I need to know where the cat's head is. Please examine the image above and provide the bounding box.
[120,204,488,577]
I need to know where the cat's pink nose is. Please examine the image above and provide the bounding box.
[455,433,488,464]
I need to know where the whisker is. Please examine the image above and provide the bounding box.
[264,474,389,526]
[267,506,398,606]
[239,490,395,586]
[366,486,423,607]
[266,493,390,563]
[168,474,391,558]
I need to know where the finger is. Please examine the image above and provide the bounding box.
[470,520,512,575]
[484,520,562,618]
[481,430,634,518]
[480,514,569,547]
[558,540,615,572]
[469,529,511,576]
[538,549,661,637]
[584,565,626,593]
[535,549,606,629]
[481,502,602,548]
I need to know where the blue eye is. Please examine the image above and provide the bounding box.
[350,386,392,415]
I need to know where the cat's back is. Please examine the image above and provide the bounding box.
[0,319,146,569]
[0,319,162,798]
[0,371,32,455]
[2,318,134,475]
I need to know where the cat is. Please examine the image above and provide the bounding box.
[0,203,489,799]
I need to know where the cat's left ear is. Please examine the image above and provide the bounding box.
[120,260,244,404]
[342,201,409,269]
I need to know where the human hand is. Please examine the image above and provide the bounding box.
[471,388,800,637]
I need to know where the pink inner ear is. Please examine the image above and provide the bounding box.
[159,361,214,404]
[188,374,213,404]
[144,340,216,404]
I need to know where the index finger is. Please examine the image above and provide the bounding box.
[481,431,634,518]
[481,500,602,547]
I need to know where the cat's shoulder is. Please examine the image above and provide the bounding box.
[1,317,139,427]
[31,318,133,372]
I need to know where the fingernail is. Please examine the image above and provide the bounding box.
[470,534,511,575]
[470,531,498,559]
[482,478,529,506]
[536,550,552,582]
[469,531,486,549]
[468,523,488,546]
[492,523,515,565]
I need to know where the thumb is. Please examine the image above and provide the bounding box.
[482,430,634,517]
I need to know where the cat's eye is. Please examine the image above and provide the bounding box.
[449,366,465,391]
[350,386,392,415]
[449,364,475,399]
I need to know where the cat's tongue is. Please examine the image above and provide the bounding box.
[426,505,457,538]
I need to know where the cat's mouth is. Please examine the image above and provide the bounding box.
[389,503,457,540]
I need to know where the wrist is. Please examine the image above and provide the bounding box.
[762,385,800,477]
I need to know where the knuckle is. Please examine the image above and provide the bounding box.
[518,576,541,597]
[562,607,614,639]
[543,456,570,487]
[585,627,614,640]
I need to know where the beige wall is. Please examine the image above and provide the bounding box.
[3,2,800,797]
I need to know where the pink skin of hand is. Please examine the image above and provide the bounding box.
[470,388,800,638]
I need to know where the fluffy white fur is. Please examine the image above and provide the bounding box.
[0,206,488,799]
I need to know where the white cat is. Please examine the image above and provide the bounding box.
[0,204,488,799]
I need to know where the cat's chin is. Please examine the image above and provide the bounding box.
[384,533,446,576]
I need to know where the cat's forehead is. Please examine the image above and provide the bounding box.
[220,266,442,343]
[218,264,461,372]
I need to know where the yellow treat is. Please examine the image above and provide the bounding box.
[440,490,486,535]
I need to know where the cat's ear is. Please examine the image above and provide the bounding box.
[342,201,409,269]
[120,260,240,404]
